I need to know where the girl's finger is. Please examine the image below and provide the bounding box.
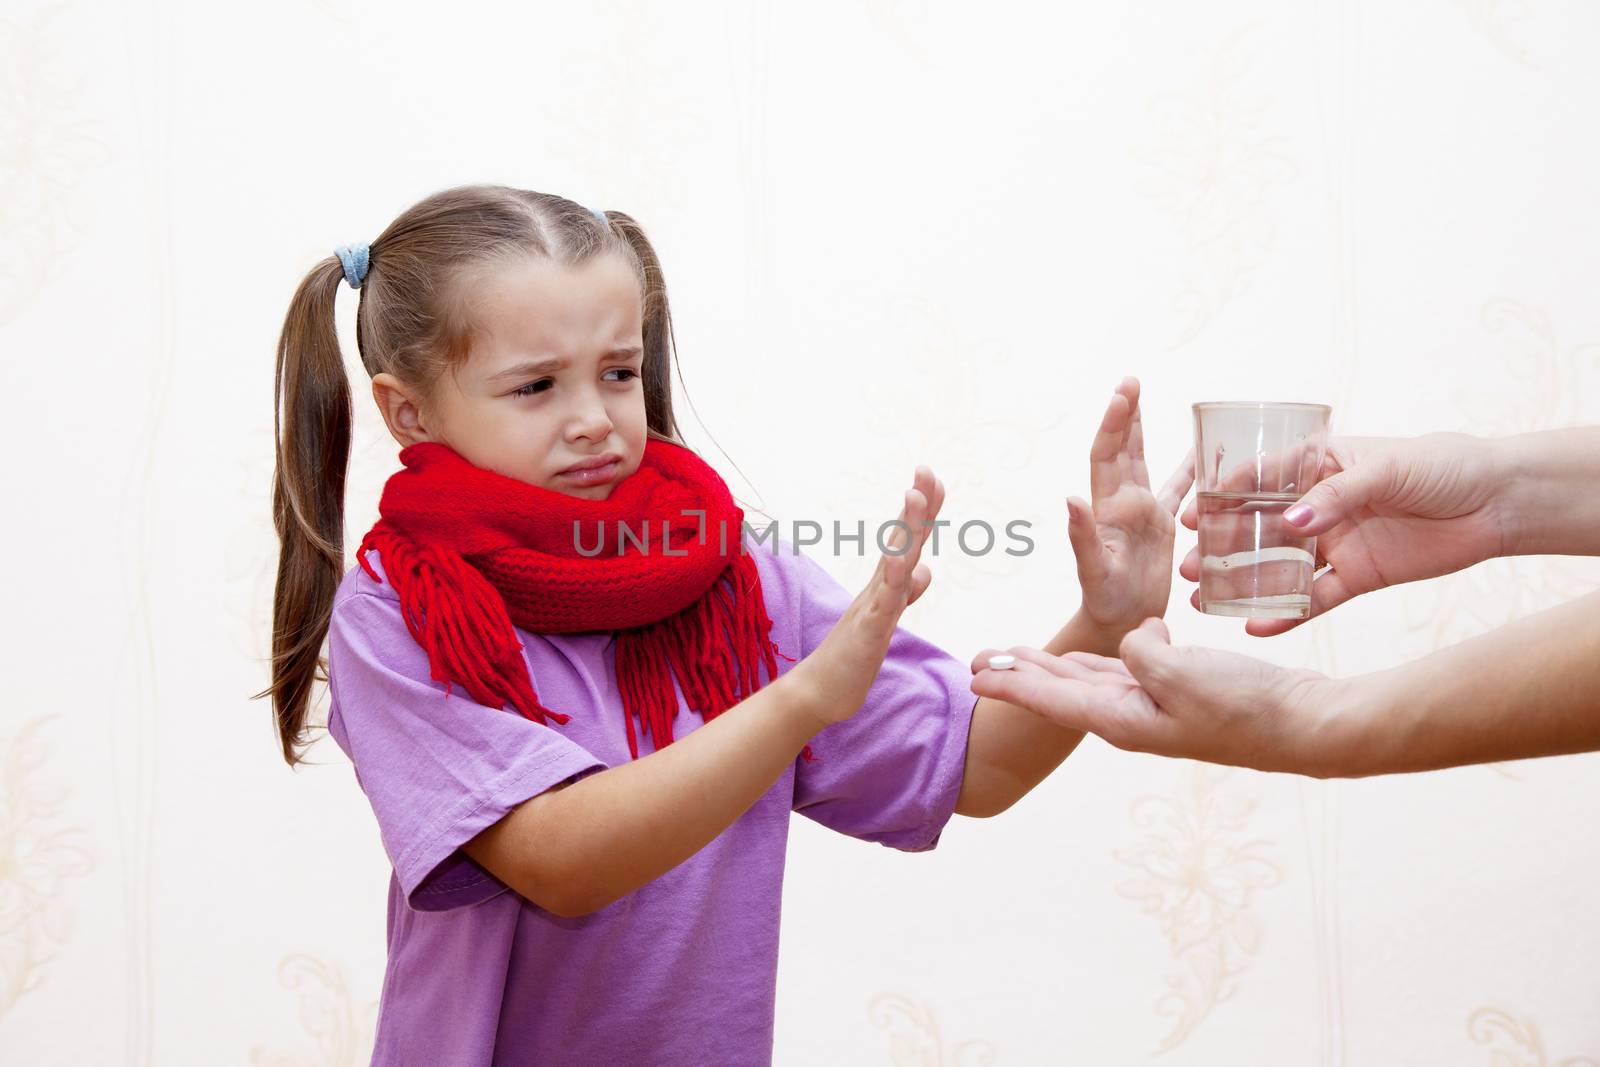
[885,486,921,551]
[1065,496,1104,580]
[915,464,938,513]
[1122,377,1143,458]
[1124,378,1151,488]
[911,466,942,555]
[1088,389,1131,502]
[1114,379,1137,488]
[880,486,928,591]
[905,467,940,534]
[1156,449,1196,516]
[905,561,933,607]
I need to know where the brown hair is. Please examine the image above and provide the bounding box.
[254,184,691,768]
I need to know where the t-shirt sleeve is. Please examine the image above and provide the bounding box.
[325,590,610,912]
[777,544,978,852]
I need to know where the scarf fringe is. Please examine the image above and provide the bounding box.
[359,526,571,728]
[359,525,813,763]
[615,550,813,762]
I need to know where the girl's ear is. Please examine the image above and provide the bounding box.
[372,372,434,448]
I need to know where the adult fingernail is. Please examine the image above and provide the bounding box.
[1284,503,1312,527]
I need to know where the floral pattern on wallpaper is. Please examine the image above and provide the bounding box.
[250,952,378,1067]
[870,991,996,1067]
[0,4,111,325]
[1115,762,1283,1052]
[0,715,94,1022]
[1404,298,1600,658]
[1135,23,1296,349]
[1468,1006,1600,1067]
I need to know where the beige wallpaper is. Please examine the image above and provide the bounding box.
[5,0,1599,1063]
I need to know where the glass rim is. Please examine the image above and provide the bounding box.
[1192,400,1333,413]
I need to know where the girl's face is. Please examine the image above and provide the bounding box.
[373,252,649,500]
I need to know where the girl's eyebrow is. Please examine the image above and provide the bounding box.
[487,347,643,383]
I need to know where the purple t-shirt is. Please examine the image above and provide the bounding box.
[324,533,978,1066]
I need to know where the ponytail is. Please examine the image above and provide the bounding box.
[252,257,354,768]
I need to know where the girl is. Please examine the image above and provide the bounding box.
[257,184,1190,1066]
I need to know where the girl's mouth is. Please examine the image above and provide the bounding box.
[557,459,621,486]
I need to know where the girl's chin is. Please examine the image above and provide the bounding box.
[549,480,617,500]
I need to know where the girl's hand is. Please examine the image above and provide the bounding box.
[1178,432,1507,636]
[1068,378,1195,645]
[788,466,945,728]
[970,618,1346,776]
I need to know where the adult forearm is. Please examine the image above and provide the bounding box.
[546,672,825,914]
[1497,427,1600,557]
[1329,589,1600,776]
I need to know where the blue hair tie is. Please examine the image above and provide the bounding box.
[590,206,607,225]
[335,243,370,289]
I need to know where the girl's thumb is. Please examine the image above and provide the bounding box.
[1284,465,1381,535]
[1066,496,1101,574]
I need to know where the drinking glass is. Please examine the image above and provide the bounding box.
[1192,401,1332,620]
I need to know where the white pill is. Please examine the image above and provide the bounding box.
[987,654,1017,671]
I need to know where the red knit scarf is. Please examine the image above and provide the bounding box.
[355,438,808,761]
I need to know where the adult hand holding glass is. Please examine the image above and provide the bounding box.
[1179,429,1600,636]
[972,426,1600,777]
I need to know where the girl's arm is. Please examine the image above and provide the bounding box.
[464,467,947,917]
[954,612,1117,818]
[955,378,1194,818]
[467,670,825,917]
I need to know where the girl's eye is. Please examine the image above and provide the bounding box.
[510,368,637,398]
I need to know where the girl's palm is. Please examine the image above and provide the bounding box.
[795,465,944,726]
[1070,379,1194,634]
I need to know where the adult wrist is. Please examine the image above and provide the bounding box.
[1296,672,1395,779]
[1490,427,1600,557]
[1488,432,1533,558]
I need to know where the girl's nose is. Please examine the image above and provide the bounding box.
[567,393,614,441]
